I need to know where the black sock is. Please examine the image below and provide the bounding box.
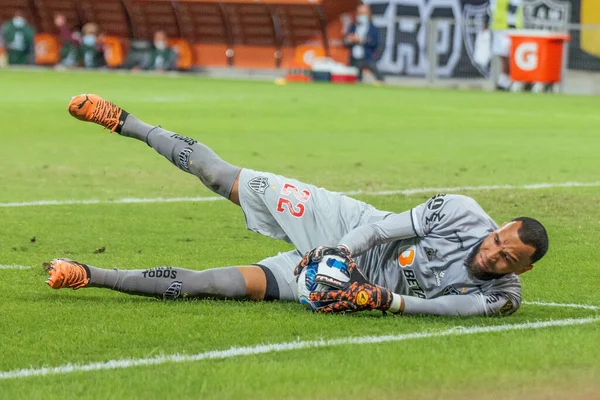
[114,110,130,134]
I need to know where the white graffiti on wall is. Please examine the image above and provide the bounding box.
[364,0,463,77]
[462,3,490,77]
[524,0,571,30]
[362,0,571,77]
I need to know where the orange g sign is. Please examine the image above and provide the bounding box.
[398,246,416,268]
[514,41,539,71]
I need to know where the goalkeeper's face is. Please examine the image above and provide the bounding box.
[467,221,535,281]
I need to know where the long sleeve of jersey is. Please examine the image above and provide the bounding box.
[337,210,417,256]
[402,289,520,316]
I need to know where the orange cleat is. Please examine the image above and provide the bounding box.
[67,94,124,132]
[45,258,90,290]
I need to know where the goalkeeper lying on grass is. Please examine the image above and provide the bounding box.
[45,94,549,317]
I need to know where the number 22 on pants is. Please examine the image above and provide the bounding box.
[276,183,311,218]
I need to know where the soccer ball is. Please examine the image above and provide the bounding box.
[297,255,351,312]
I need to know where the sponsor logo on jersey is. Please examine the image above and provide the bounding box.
[424,195,447,228]
[498,299,515,316]
[485,293,502,304]
[247,176,269,194]
[402,268,426,298]
[425,212,446,225]
[433,269,445,287]
[424,247,437,261]
[426,194,446,210]
[163,281,183,300]
[398,246,416,267]
[442,285,461,296]
[397,245,426,298]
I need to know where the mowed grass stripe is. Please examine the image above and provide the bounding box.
[0,265,32,270]
[1,316,598,381]
[1,181,599,208]
[523,301,600,310]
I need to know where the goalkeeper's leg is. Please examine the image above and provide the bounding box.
[45,258,290,301]
[67,94,243,204]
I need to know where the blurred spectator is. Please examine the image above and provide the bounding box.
[55,14,105,68]
[132,31,177,72]
[344,4,383,85]
[490,0,523,90]
[0,11,35,65]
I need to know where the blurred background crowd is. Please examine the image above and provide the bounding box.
[1,0,599,93]
[1,9,178,72]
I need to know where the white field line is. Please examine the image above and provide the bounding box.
[0,316,598,381]
[428,105,600,121]
[523,300,600,310]
[0,265,32,270]
[1,181,599,208]
[0,196,224,208]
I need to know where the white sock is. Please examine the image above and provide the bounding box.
[497,73,512,89]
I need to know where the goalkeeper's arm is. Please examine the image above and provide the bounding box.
[389,292,520,317]
[337,211,417,256]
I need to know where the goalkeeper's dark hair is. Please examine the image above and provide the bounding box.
[512,217,548,264]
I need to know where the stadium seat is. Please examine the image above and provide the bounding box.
[193,43,230,68]
[78,0,131,38]
[168,38,192,71]
[270,4,324,47]
[34,34,59,65]
[328,46,350,66]
[279,47,297,69]
[233,46,278,69]
[124,0,179,40]
[102,36,125,68]
[33,0,80,35]
[222,3,278,69]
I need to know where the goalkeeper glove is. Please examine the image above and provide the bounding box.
[309,259,393,314]
[293,245,352,279]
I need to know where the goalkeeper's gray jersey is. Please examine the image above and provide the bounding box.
[352,195,522,316]
[237,169,521,316]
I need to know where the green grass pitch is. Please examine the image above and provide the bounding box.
[0,69,599,399]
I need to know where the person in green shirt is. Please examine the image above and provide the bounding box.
[55,15,105,68]
[134,31,177,72]
[0,11,35,65]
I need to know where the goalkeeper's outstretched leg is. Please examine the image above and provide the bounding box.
[64,94,281,299]
[67,94,243,205]
[45,258,296,301]
[63,94,376,304]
